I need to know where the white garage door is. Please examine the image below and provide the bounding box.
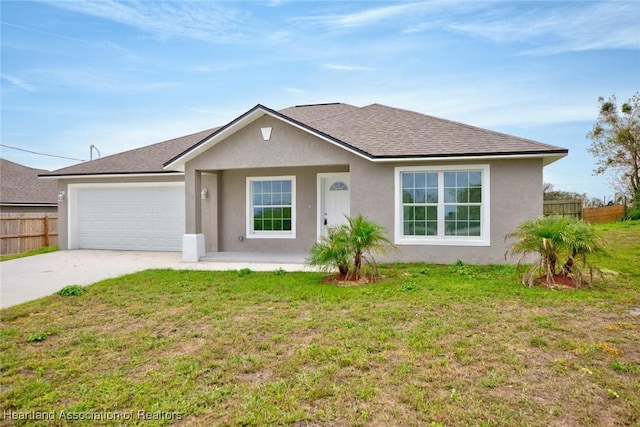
[75,184,184,251]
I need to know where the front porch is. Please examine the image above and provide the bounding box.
[199,251,307,264]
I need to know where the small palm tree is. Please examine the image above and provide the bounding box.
[307,225,350,276]
[505,215,601,287]
[343,214,393,281]
[307,214,393,282]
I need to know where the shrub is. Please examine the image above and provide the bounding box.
[238,268,252,277]
[57,285,86,297]
[505,215,602,287]
[307,214,394,282]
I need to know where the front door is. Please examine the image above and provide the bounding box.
[318,173,350,238]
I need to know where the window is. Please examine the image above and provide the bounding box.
[246,176,296,239]
[395,165,490,246]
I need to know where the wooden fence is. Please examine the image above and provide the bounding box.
[543,199,584,219]
[583,204,626,223]
[0,214,58,255]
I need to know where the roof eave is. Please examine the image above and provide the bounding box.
[0,202,58,207]
[369,150,568,165]
[38,171,184,179]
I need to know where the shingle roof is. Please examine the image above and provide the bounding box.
[1,158,58,205]
[282,103,567,158]
[41,127,218,177]
[44,102,567,177]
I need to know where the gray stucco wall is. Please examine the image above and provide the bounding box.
[186,114,545,264]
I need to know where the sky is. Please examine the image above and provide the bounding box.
[1,0,639,201]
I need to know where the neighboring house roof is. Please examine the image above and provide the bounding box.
[43,102,568,177]
[0,158,58,206]
[40,127,218,177]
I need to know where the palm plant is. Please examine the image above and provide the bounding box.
[307,214,393,282]
[307,225,350,276]
[505,215,601,287]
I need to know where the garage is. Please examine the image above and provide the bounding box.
[70,183,185,251]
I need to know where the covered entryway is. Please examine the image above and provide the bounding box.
[69,183,185,251]
[317,173,350,238]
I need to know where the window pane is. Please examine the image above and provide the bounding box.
[469,187,482,203]
[415,172,425,188]
[253,181,262,194]
[404,221,414,235]
[456,172,469,187]
[272,181,282,193]
[469,206,480,221]
[469,171,482,186]
[444,172,456,187]
[415,206,425,220]
[444,188,456,203]
[283,220,291,231]
[427,173,438,187]
[469,222,481,236]
[457,206,469,220]
[404,206,413,220]
[402,173,414,189]
[426,189,438,203]
[426,206,437,220]
[426,221,437,236]
[403,190,413,203]
[415,189,425,203]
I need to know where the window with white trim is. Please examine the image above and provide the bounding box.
[246,176,296,239]
[395,165,490,246]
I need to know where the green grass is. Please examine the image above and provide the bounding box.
[0,246,58,262]
[1,222,639,426]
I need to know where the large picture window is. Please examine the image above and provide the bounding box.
[246,176,296,239]
[395,165,490,246]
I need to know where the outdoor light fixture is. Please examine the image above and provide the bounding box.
[260,127,272,141]
[58,191,65,202]
[201,188,208,200]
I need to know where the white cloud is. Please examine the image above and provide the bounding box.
[1,73,36,92]
[448,2,640,54]
[41,0,248,43]
[324,64,373,71]
[25,67,178,93]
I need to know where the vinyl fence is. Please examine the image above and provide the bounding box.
[0,214,58,255]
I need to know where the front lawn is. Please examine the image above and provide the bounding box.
[1,222,638,426]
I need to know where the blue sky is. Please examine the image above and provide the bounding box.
[1,0,638,200]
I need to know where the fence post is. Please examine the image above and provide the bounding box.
[44,216,50,247]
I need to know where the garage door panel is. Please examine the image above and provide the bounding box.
[75,185,184,251]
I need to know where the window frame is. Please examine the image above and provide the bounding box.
[394,165,490,246]
[246,176,296,239]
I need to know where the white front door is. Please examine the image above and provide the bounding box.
[318,173,350,238]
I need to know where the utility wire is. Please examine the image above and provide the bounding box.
[0,143,85,162]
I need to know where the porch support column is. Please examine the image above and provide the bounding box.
[183,167,205,262]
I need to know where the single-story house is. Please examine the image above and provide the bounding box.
[1,158,58,214]
[40,102,567,264]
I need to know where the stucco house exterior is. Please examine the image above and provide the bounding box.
[41,102,568,264]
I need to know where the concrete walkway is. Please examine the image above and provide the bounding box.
[0,250,309,309]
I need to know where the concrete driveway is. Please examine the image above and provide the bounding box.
[0,250,308,309]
